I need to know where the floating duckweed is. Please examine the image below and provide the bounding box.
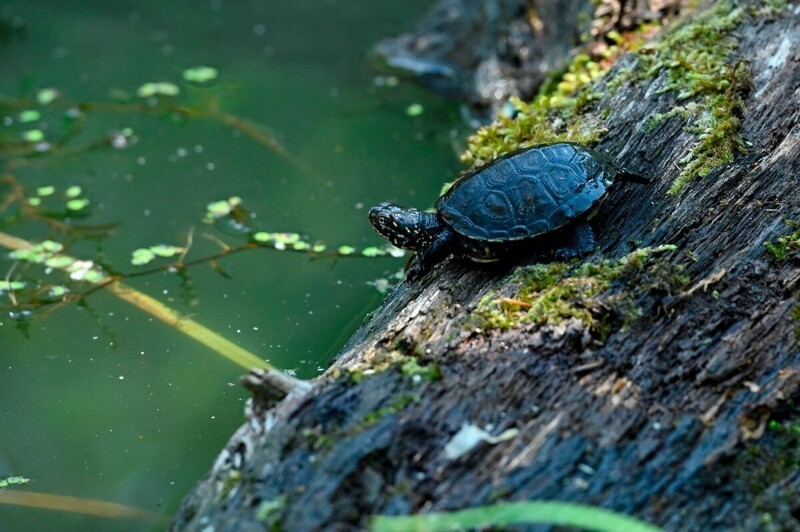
[253,231,270,242]
[0,476,30,488]
[362,246,386,257]
[19,110,41,123]
[41,240,63,252]
[45,256,74,269]
[65,186,82,198]
[292,241,310,251]
[406,103,424,116]
[22,129,44,142]
[28,197,42,206]
[131,245,183,265]
[0,281,26,291]
[150,244,183,257]
[36,88,59,104]
[36,186,55,197]
[131,248,156,266]
[67,260,100,282]
[312,244,326,253]
[66,198,90,211]
[338,245,356,255]
[183,65,219,84]
[9,240,64,264]
[9,241,106,282]
[137,81,181,98]
[48,286,69,297]
[206,199,234,218]
[274,233,300,245]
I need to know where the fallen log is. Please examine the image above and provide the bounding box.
[172,2,800,529]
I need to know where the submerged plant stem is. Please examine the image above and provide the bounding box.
[0,489,164,524]
[0,230,271,371]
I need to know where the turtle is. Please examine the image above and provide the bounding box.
[368,142,649,281]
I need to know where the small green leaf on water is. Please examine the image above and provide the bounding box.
[49,285,69,297]
[362,246,385,257]
[312,244,326,253]
[44,256,74,269]
[253,232,271,243]
[274,233,300,245]
[183,65,219,83]
[150,244,183,257]
[9,248,39,262]
[66,198,90,211]
[41,240,63,253]
[406,103,424,116]
[22,129,44,142]
[137,81,180,98]
[0,280,26,291]
[131,248,157,265]
[36,186,55,197]
[338,245,356,255]
[293,241,310,251]
[36,88,59,104]
[65,186,82,198]
[19,110,41,123]
[206,197,241,219]
[28,197,42,206]
[82,270,105,283]
[0,476,30,488]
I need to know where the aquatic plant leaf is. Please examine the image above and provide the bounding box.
[0,280,26,291]
[183,65,219,84]
[36,88,59,104]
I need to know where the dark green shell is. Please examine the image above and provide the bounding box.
[435,142,615,242]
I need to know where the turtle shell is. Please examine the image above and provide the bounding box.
[435,142,615,242]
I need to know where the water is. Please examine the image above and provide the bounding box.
[0,1,464,529]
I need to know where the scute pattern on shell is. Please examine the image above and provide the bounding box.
[436,143,614,242]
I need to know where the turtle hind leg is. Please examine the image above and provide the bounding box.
[554,221,596,261]
[616,166,652,184]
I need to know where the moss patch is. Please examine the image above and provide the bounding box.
[468,245,688,337]
[763,219,800,261]
[638,1,749,194]
[461,52,609,167]
[461,0,754,195]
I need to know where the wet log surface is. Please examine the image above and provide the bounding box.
[173,4,800,531]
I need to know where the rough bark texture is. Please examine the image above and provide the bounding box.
[173,3,800,530]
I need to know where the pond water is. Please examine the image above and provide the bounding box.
[0,1,464,529]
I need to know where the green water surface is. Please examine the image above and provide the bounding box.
[0,1,463,529]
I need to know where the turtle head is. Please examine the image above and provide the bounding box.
[369,202,439,251]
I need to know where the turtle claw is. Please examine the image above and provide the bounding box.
[554,221,596,261]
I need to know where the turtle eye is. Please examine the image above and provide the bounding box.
[378,216,388,225]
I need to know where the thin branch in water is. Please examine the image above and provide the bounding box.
[0,489,165,525]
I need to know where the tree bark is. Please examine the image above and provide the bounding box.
[172,2,800,530]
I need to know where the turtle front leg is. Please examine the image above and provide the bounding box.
[407,229,455,282]
[554,221,596,260]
